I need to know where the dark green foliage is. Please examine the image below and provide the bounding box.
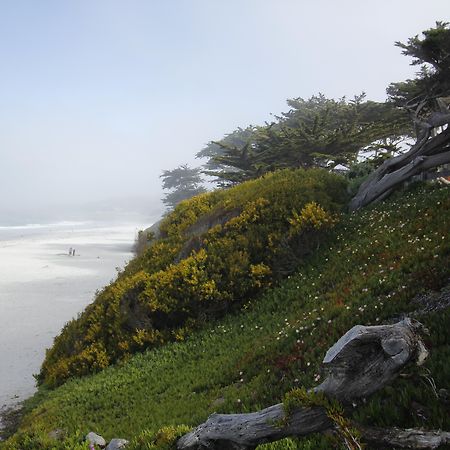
[345,159,384,196]
[204,139,264,186]
[387,21,450,107]
[161,164,206,209]
[203,94,411,186]
[396,21,450,74]
[196,126,257,172]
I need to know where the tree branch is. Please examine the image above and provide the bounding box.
[350,150,450,210]
[349,99,450,211]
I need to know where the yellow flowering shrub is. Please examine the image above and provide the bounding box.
[139,249,220,318]
[225,198,270,230]
[160,192,214,237]
[288,202,338,236]
[250,263,272,288]
[39,168,348,386]
[132,328,162,347]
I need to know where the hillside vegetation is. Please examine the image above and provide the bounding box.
[2,182,449,449]
[38,169,347,387]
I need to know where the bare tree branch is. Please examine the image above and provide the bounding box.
[350,123,450,211]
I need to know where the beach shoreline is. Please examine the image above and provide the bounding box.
[0,221,143,428]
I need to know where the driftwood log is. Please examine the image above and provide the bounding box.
[177,319,449,450]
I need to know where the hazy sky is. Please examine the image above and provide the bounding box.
[0,1,449,222]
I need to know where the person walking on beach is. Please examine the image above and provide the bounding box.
[72,248,76,256]
[69,247,72,256]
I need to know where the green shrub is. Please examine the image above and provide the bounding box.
[3,429,86,450]
[128,425,191,450]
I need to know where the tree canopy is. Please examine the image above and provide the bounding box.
[160,164,206,209]
[199,94,411,186]
[196,127,256,171]
[350,21,450,210]
[387,21,450,107]
[167,22,449,209]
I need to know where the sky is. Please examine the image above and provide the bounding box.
[0,0,449,224]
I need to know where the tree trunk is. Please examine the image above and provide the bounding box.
[349,107,450,211]
[177,318,447,450]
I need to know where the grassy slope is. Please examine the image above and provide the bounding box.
[2,184,450,449]
[39,169,347,387]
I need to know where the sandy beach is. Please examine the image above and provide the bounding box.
[0,221,142,413]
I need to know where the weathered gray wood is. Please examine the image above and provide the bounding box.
[316,318,428,401]
[360,425,450,449]
[349,101,450,211]
[350,144,450,211]
[177,319,431,450]
[177,404,331,450]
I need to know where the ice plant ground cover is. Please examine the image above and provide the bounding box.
[2,183,449,449]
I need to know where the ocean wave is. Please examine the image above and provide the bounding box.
[0,220,90,230]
